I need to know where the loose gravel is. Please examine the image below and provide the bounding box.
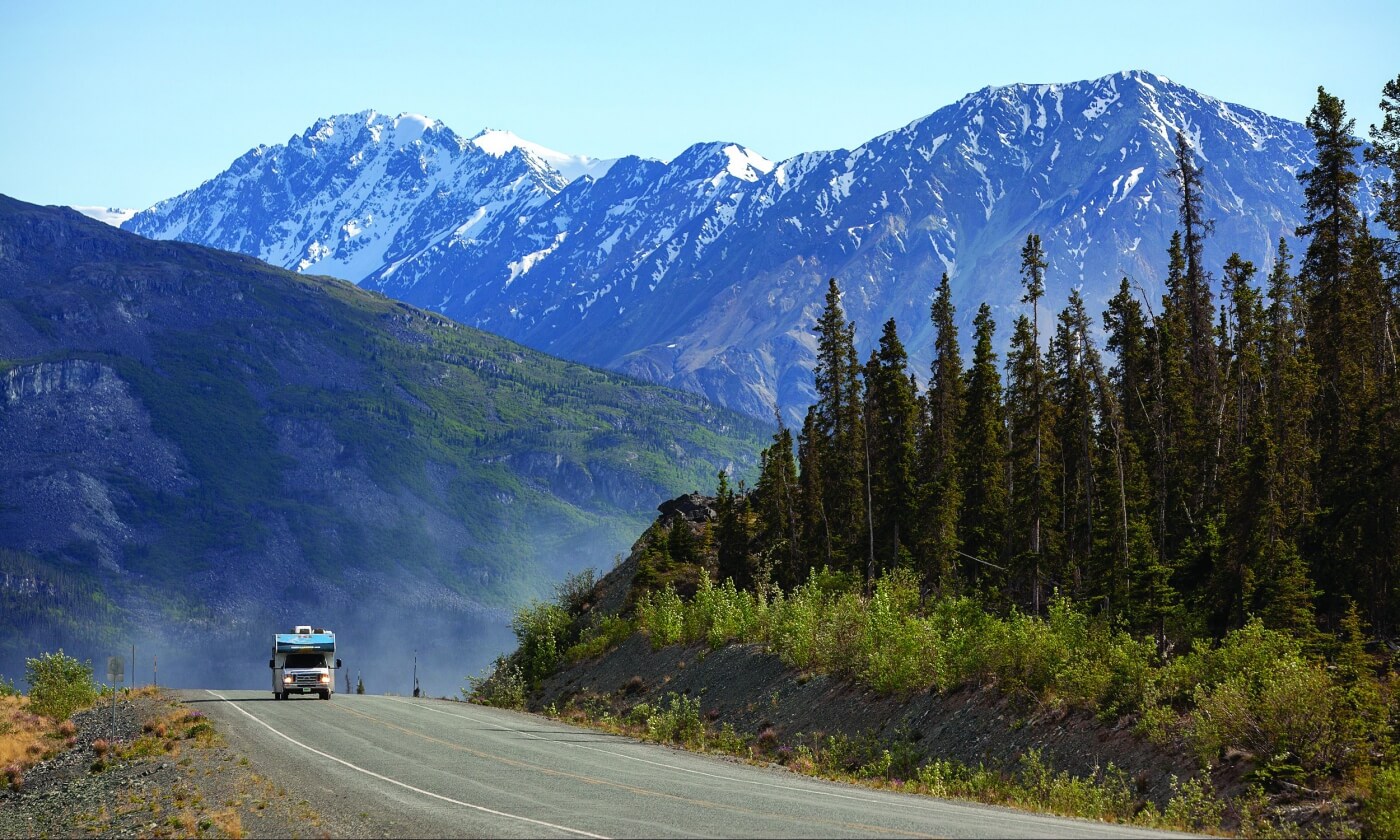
[0,691,333,839]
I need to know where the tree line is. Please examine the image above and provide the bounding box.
[710,81,1400,648]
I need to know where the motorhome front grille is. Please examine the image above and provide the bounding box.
[293,674,321,686]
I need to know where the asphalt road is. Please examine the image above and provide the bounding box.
[181,690,1189,839]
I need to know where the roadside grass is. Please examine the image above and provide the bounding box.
[477,560,1385,836]
[538,689,1253,835]
[0,695,57,786]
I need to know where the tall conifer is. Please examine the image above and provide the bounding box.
[919,274,965,591]
[958,304,1009,596]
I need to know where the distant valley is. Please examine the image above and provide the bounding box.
[0,196,769,689]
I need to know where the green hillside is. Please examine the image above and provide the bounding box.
[0,195,769,686]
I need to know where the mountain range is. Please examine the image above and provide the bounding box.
[121,71,1383,423]
[0,195,769,687]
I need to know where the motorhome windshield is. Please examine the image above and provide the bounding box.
[284,653,326,669]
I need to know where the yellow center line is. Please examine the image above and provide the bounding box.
[333,700,931,838]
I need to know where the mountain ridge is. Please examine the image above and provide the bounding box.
[121,71,1382,422]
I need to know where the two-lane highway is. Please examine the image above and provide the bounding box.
[182,690,1189,838]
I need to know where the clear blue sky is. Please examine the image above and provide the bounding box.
[3,0,1395,210]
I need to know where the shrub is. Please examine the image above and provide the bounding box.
[566,615,634,662]
[554,568,598,614]
[636,585,685,648]
[1185,620,1364,778]
[24,651,97,721]
[1366,765,1400,839]
[647,693,703,745]
[464,657,525,709]
[511,601,572,686]
[0,676,17,698]
[861,571,937,694]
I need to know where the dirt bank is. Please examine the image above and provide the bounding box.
[534,634,1249,811]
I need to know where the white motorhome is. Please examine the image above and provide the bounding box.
[269,625,341,700]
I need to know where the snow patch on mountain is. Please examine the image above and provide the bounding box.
[73,206,136,226]
[472,129,617,183]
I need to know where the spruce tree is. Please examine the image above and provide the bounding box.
[1294,88,1390,626]
[1256,240,1320,637]
[1009,235,1058,612]
[1005,312,1060,613]
[1366,74,1400,274]
[958,304,1009,596]
[1213,254,1268,631]
[919,274,965,592]
[752,421,803,589]
[864,319,920,576]
[809,278,868,575]
[1050,291,1098,599]
[713,470,751,589]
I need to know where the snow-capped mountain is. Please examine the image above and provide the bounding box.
[123,73,1380,421]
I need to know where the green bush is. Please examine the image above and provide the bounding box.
[24,651,97,720]
[1366,765,1400,838]
[0,675,17,697]
[861,571,937,694]
[647,693,703,745]
[1185,620,1363,778]
[565,614,635,662]
[511,600,572,686]
[636,585,685,648]
[465,656,525,709]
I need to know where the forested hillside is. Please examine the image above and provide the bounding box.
[479,80,1400,835]
[0,196,769,688]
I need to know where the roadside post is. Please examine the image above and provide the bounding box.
[107,655,124,730]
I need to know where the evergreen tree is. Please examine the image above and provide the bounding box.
[864,319,920,577]
[1050,290,1098,599]
[958,304,1009,596]
[713,470,750,589]
[1251,244,1319,637]
[1007,235,1059,612]
[797,405,833,569]
[1363,75,1400,633]
[1101,278,1172,636]
[809,278,868,574]
[1006,312,1060,613]
[752,420,802,588]
[667,514,698,567]
[1365,74,1400,274]
[1294,87,1394,627]
[1213,254,1268,630]
[919,274,965,592]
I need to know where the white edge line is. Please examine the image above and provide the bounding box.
[386,697,1187,839]
[204,690,606,839]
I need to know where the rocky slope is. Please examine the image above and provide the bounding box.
[0,195,769,688]
[122,72,1382,422]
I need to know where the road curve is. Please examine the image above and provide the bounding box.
[180,690,1190,839]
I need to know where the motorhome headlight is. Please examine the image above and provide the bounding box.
[319,674,330,684]
[283,675,294,684]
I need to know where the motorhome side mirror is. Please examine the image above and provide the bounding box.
[268,659,275,669]
[336,659,343,669]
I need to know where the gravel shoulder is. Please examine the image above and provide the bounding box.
[0,689,358,839]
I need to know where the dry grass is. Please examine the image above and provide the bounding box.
[0,695,56,776]
[210,807,244,838]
